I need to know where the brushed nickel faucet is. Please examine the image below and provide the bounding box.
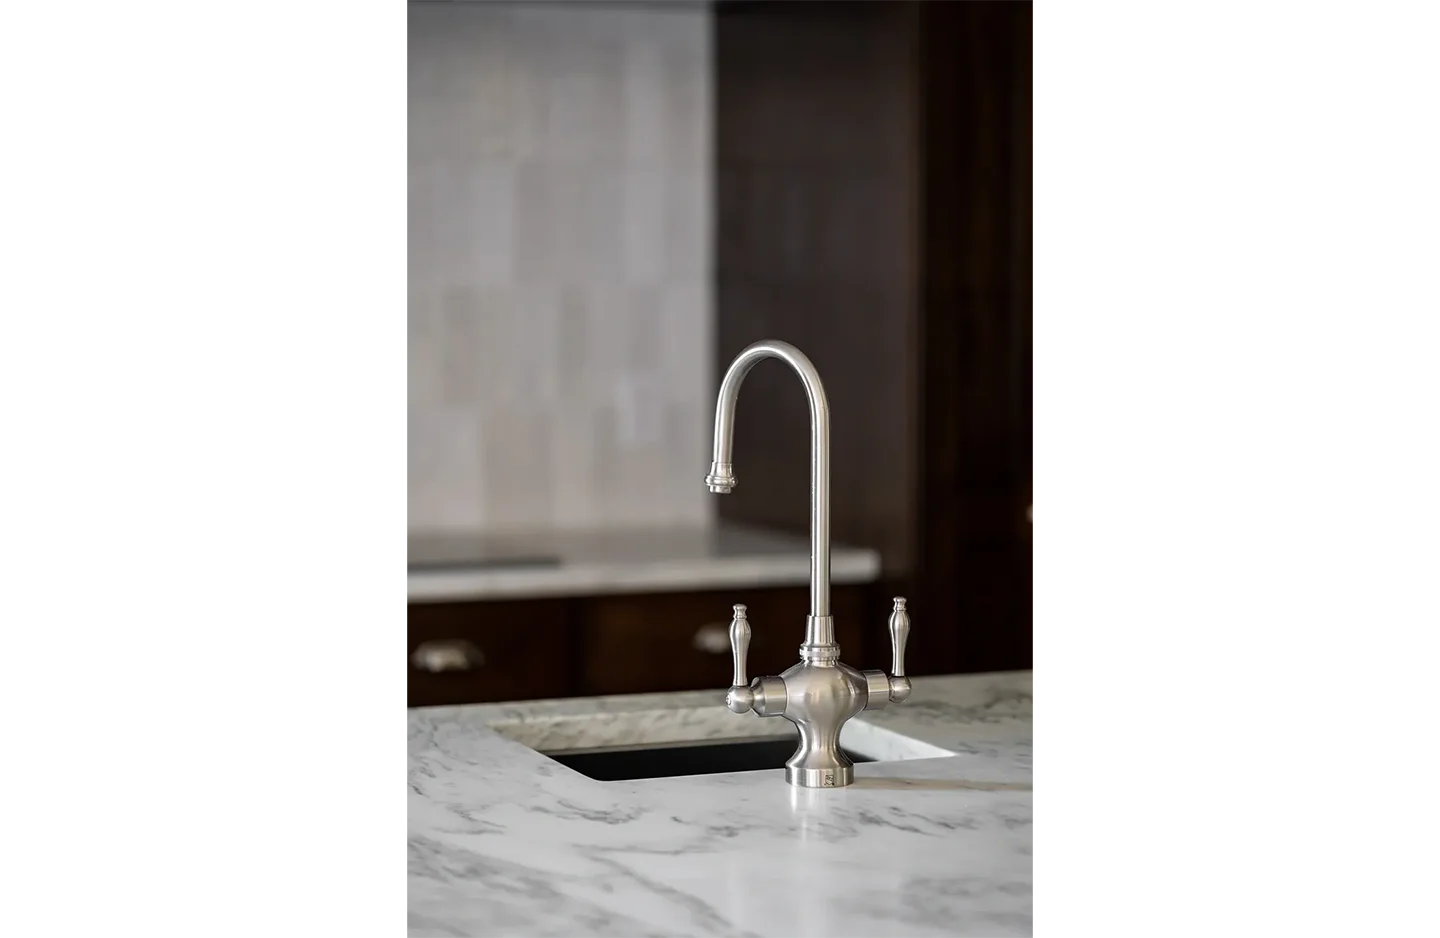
[707,340,912,788]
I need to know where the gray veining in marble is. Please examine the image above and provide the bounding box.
[409,672,1033,936]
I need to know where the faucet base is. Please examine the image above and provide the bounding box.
[787,764,854,788]
[800,614,837,657]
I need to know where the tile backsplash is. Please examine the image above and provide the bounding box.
[408,2,712,533]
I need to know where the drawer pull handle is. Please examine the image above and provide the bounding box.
[412,639,485,673]
[692,623,731,655]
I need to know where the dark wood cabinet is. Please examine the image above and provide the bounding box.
[407,598,572,707]
[715,1,1032,676]
[407,585,871,707]
[579,586,865,696]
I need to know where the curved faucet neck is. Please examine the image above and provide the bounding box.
[707,341,832,636]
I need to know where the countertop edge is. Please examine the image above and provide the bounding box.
[407,547,882,602]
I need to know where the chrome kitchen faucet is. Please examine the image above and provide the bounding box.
[706,340,912,788]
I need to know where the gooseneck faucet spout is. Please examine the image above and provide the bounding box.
[706,340,833,645]
[706,340,915,788]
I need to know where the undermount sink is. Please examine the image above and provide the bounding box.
[483,696,955,782]
[543,735,875,782]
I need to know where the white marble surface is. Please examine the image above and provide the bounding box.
[409,671,1032,936]
[408,523,882,602]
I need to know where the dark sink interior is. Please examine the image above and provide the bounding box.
[544,736,875,781]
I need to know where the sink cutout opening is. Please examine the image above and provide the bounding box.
[542,735,875,782]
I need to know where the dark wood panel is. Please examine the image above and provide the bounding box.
[407,599,572,707]
[716,0,1033,677]
[715,0,919,577]
[915,0,1032,674]
[580,586,868,696]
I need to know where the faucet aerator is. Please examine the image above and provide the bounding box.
[705,462,736,493]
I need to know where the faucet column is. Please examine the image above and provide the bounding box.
[705,341,834,654]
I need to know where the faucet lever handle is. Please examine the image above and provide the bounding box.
[725,604,755,713]
[887,597,912,704]
[729,604,750,687]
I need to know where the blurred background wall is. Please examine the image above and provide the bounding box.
[407,0,1032,686]
[407,2,713,533]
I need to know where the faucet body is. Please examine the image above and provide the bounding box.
[709,340,912,788]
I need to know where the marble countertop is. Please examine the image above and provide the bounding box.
[409,671,1033,936]
[408,522,882,602]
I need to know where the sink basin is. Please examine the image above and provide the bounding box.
[482,692,955,782]
[543,735,874,781]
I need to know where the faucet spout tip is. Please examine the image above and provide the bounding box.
[705,462,736,494]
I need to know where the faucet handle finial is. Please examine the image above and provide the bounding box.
[888,597,912,704]
[725,604,755,713]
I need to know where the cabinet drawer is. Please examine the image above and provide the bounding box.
[407,599,571,707]
[580,586,866,696]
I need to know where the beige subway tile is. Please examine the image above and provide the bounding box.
[663,170,707,283]
[621,169,666,284]
[408,408,485,530]
[480,408,556,532]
